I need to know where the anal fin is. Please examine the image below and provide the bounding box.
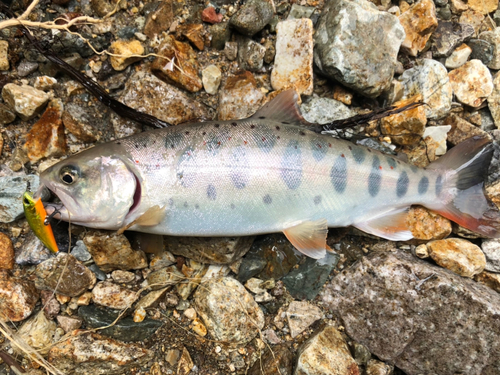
[353,207,413,241]
[283,219,328,259]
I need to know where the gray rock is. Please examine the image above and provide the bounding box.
[229,0,274,36]
[17,60,39,77]
[481,238,500,272]
[146,265,185,289]
[287,4,317,21]
[88,263,107,281]
[0,175,46,223]
[71,240,92,262]
[314,0,405,98]
[437,5,452,20]
[431,21,475,57]
[16,231,53,266]
[322,251,500,375]
[237,37,266,72]
[479,28,500,70]
[78,305,163,342]
[210,22,232,50]
[0,103,16,125]
[468,38,494,65]
[224,41,238,61]
[300,97,354,125]
[286,301,323,338]
[1,83,50,120]
[56,315,83,333]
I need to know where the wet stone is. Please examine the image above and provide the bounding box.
[83,230,148,272]
[92,280,138,309]
[427,238,486,277]
[48,332,154,373]
[282,251,339,300]
[407,206,452,240]
[35,253,96,297]
[431,21,475,57]
[0,232,14,270]
[229,0,274,36]
[445,43,472,69]
[467,39,494,65]
[237,37,266,72]
[300,97,353,124]
[78,304,163,341]
[56,315,83,333]
[16,311,56,355]
[286,301,323,338]
[194,277,264,345]
[271,19,314,95]
[0,102,16,124]
[248,345,294,375]
[2,83,50,120]
[314,0,405,98]
[218,71,265,120]
[488,73,500,129]
[15,231,53,265]
[399,0,438,56]
[479,28,500,70]
[481,238,500,272]
[0,271,38,322]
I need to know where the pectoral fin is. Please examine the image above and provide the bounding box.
[283,219,328,259]
[117,205,166,235]
[353,207,413,241]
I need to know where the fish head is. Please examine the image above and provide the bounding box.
[40,146,138,229]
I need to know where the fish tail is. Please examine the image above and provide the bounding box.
[428,135,500,238]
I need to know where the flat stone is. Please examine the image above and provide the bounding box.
[218,71,265,120]
[48,332,154,373]
[286,301,322,338]
[0,270,38,322]
[135,287,169,310]
[0,40,9,70]
[295,325,360,375]
[17,60,39,77]
[92,280,138,309]
[149,250,176,270]
[2,83,50,120]
[151,35,202,92]
[248,345,294,375]
[0,232,14,270]
[399,0,438,56]
[488,72,500,129]
[237,37,266,71]
[271,19,313,95]
[111,270,136,284]
[178,24,205,50]
[165,236,254,264]
[143,0,174,38]
[24,99,67,162]
[407,206,452,240]
[468,0,498,14]
[322,251,500,375]
[35,253,96,297]
[16,310,56,355]
[427,238,486,277]
[445,43,472,69]
[480,28,500,70]
[314,0,405,98]
[108,40,144,71]
[431,21,475,57]
[146,265,185,289]
[300,97,354,124]
[83,230,148,272]
[481,238,500,272]
[398,59,452,119]
[56,315,83,332]
[229,0,274,36]
[15,231,53,265]
[194,277,264,345]
[422,125,451,155]
[443,114,489,145]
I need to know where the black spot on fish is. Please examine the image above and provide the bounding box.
[250,125,256,129]
[387,157,397,170]
[230,203,235,209]
[263,194,272,204]
[314,195,322,205]
[396,171,409,197]
[258,116,265,119]
[410,164,418,173]
[214,124,220,128]
[368,156,382,197]
[299,131,306,136]
[168,198,174,207]
[230,146,249,189]
[252,125,277,153]
[311,139,328,161]
[207,184,217,200]
[165,132,184,149]
[281,140,302,190]
[116,142,121,145]
[282,121,290,124]
[436,174,443,197]
[331,155,348,193]
[183,201,188,208]
[232,122,237,126]
[276,126,280,130]
[177,147,196,187]
[350,146,366,164]
[418,176,429,195]
[202,132,206,136]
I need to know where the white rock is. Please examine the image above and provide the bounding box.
[445,44,472,69]
[34,76,58,91]
[92,281,138,309]
[16,310,56,355]
[245,278,266,294]
[202,65,222,95]
[479,28,500,70]
[1,84,50,120]
[286,301,322,338]
[0,40,9,71]
[301,97,354,124]
[423,125,451,155]
[488,72,500,129]
[481,238,500,272]
[449,59,493,108]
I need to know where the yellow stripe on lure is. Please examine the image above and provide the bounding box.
[22,191,59,253]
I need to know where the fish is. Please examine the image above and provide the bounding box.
[22,191,59,253]
[39,90,500,259]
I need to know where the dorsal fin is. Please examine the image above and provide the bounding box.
[251,89,310,125]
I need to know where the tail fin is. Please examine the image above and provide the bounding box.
[428,135,500,238]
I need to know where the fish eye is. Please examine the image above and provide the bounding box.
[59,165,80,185]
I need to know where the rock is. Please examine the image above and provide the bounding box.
[287,4,317,20]
[16,311,56,355]
[407,206,452,240]
[322,251,500,375]
[237,38,266,73]
[398,59,452,119]
[146,265,185,289]
[15,231,53,265]
[79,304,163,341]
[0,233,14,270]
[177,347,194,375]
[48,332,154,373]
[57,315,83,332]
[62,103,103,142]
[210,22,232,50]
[201,65,222,95]
[300,97,354,124]
[437,5,452,20]
[399,0,438,56]
[0,102,16,124]
[459,10,487,38]
[468,39,494,65]
[431,21,475,57]
[0,40,8,70]
[83,230,147,272]
[271,19,313,95]
[445,43,472,68]
[366,360,393,375]
[248,345,294,375]
[229,0,274,36]
[422,125,451,155]
[151,35,202,93]
[92,281,138,309]
[34,76,57,91]
[244,278,268,294]
[474,271,500,292]
[35,253,96,297]
[481,238,500,272]
[489,73,500,129]
[70,240,92,262]
[135,287,169,311]
[353,343,371,365]
[2,83,50,120]
[108,40,144,71]
[176,260,209,300]
[149,251,176,270]
[24,99,67,162]
[0,271,38,321]
[314,0,405,98]
[17,60,39,77]
[111,270,136,284]
[194,277,264,345]
[286,301,322,338]
[41,290,60,319]
[468,0,498,14]
[178,24,205,50]
[282,251,339,300]
[201,6,223,24]
[427,238,486,277]
[143,0,174,38]
[295,325,360,375]
[224,41,238,60]
[218,71,265,120]
[479,28,500,70]
[380,96,427,145]
[443,114,489,145]
[165,236,254,264]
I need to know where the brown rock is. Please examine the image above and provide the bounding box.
[0,232,14,270]
[92,280,138,309]
[144,0,174,38]
[248,345,294,375]
[467,0,498,14]
[151,35,202,93]
[442,114,489,146]
[399,0,438,56]
[333,85,353,105]
[177,24,205,50]
[218,71,265,120]
[406,206,452,240]
[474,271,500,292]
[0,102,16,125]
[24,99,67,163]
[0,271,39,321]
[109,40,144,71]
[448,59,493,108]
[56,315,83,332]
[41,290,60,319]
[366,359,393,375]
[201,6,223,24]
[177,347,194,375]
[427,238,486,277]
[62,104,99,142]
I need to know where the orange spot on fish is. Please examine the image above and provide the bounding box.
[244,141,247,145]
[203,141,206,145]
[328,143,332,148]
[217,141,221,146]
[341,154,345,158]
[317,144,322,148]
[379,166,382,170]
[135,160,139,164]
[262,137,266,142]
[390,166,394,170]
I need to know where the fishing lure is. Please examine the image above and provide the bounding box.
[22,191,59,253]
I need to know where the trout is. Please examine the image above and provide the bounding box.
[40,90,500,259]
